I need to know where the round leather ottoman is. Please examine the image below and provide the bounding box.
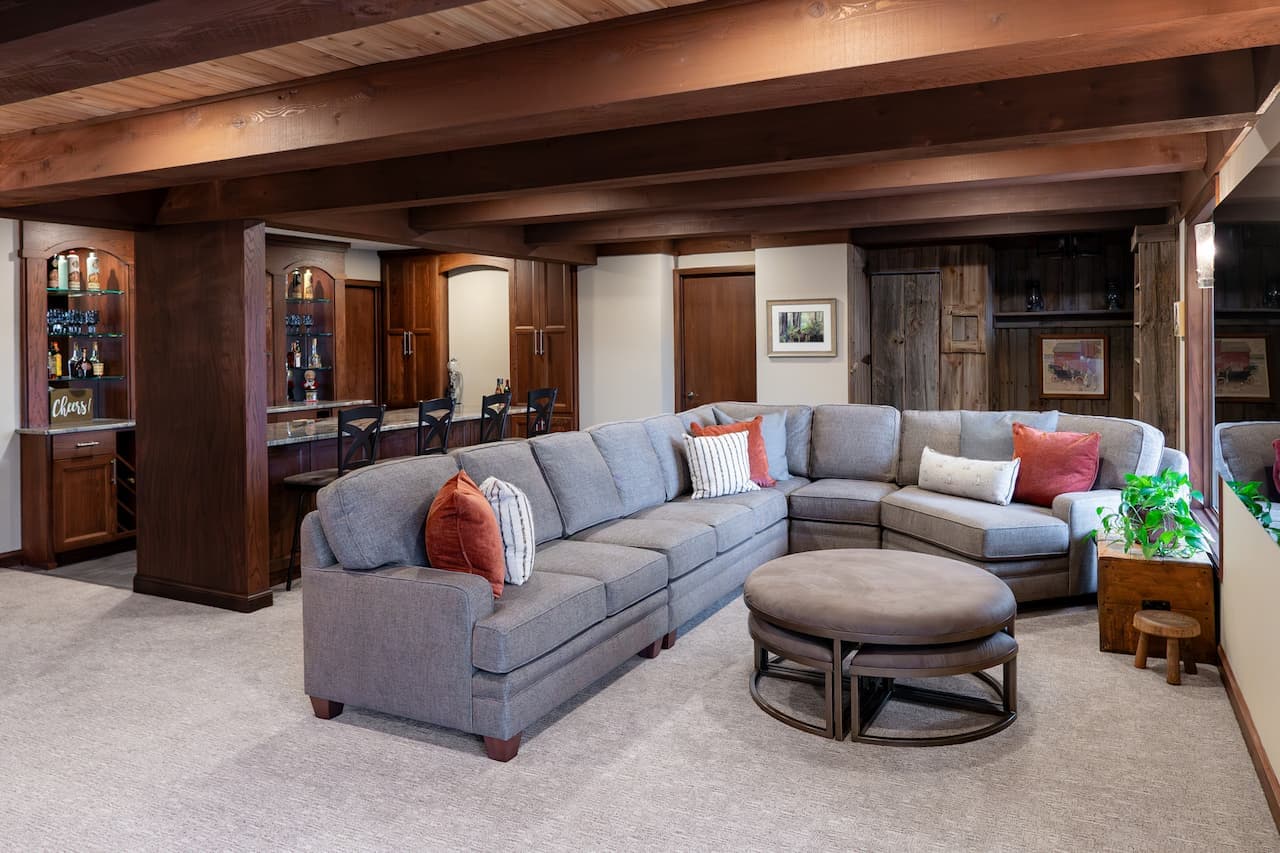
[743,549,1018,745]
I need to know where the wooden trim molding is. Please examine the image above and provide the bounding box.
[1218,644,1280,830]
[0,549,24,568]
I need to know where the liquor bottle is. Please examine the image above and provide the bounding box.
[302,268,314,300]
[495,377,502,394]
[86,252,101,291]
[67,345,80,378]
[503,378,511,395]
[309,338,322,369]
[68,253,82,290]
[47,258,58,289]
[56,254,69,290]
[52,342,62,378]
[89,343,103,377]
[291,340,303,369]
[288,269,303,300]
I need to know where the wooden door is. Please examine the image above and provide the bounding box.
[510,259,540,409]
[676,269,756,411]
[52,455,116,550]
[345,281,381,404]
[540,263,577,428]
[871,272,940,410]
[382,253,446,406]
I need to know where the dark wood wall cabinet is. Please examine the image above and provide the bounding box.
[511,259,578,432]
[266,236,348,406]
[381,251,448,408]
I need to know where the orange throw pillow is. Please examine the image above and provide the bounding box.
[425,470,506,597]
[1012,422,1101,507]
[690,416,776,488]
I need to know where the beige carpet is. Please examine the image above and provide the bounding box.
[1,562,1276,852]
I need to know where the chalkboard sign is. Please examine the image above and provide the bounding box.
[50,388,93,425]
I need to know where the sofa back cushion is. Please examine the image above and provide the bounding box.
[898,410,961,486]
[679,404,719,430]
[809,404,900,482]
[588,420,668,514]
[644,414,692,499]
[316,454,460,570]
[1215,421,1280,485]
[960,410,1060,460]
[456,442,564,544]
[531,432,626,535]
[713,402,813,477]
[1057,413,1163,489]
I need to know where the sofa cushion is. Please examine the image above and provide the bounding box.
[675,489,788,533]
[643,414,691,499]
[770,475,811,497]
[809,404,900,482]
[316,454,459,570]
[425,470,506,597]
[532,540,667,616]
[679,404,719,429]
[571,518,717,580]
[1058,413,1163,490]
[472,571,607,674]
[1012,424,1101,507]
[788,478,900,526]
[880,485,1069,561]
[530,432,625,535]
[714,407,789,481]
[455,442,563,545]
[478,476,535,586]
[685,432,760,499]
[629,500,755,553]
[918,447,1020,506]
[898,410,962,486]
[588,420,667,514]
[713,402,813,477]
[960,410,1060,460]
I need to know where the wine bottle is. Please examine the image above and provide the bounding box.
[89,342,103,377]
[47,343,55,379]
[68,253,81,290]
[52,342,62,378]
[495,377,502,394]
[503,378,511,395]
[68,345,80,378]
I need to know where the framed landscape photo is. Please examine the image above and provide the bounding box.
[1038,335,1108,399]
[766,298,837,357]
[1216,336,1271,400]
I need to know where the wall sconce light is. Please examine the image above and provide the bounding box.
[1195,221,1215,289]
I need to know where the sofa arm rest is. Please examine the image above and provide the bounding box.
[1160,447,1190,476]
[303,563,494,733]
[301,510,337,569]
[1051,489,1122,596]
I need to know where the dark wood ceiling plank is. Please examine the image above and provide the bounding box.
[522,175,1183,244]
[4,0,1280,204]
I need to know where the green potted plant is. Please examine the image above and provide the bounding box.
[1092,470,1209,559]
[1226,480,1280,546]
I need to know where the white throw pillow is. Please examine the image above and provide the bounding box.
[478,476,535,585]
[683,432,761,500]
[917,446,1021,506]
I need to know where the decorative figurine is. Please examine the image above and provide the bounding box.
[303,369,318,402]
[302,268,315,300]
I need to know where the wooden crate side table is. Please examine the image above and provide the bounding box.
[1097,540,1217,665]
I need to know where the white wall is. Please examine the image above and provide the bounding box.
[578,254,676,426]
[676,252,755,269]
[0,219,20,553]
[345,248,381,282]
[1220,487,1280,787]
[446,267,510,410]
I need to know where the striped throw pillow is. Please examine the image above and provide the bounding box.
[683,432,761,500]
[478,476,535,585]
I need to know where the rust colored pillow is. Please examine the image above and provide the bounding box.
[425,470,506,598]
[1011,422,1101,507]
[690,416,776,487]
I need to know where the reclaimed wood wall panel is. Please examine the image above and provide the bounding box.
[989,323,1134,417]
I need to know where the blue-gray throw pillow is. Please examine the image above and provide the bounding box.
[959,410,1059,461]
[715,407,790,481]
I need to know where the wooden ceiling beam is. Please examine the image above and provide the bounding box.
[850,210,1170,246]
[407,136,1207,229]
[5,0,1280,204]
[0,1,483,105]
[524,176,1183,244]
[152,54,1252,224]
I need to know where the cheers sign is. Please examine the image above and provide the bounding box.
[50,388,93,424]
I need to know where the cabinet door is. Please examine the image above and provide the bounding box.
[540,263,577,423]
[510,260,541,402]
[384,259,409,334]
[384,332,413,408]
[52,455,116,551]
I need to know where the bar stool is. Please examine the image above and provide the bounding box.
[526,387,558,437]
[416,397,455,455]
[282,405,385,590]
[480,392,511,443]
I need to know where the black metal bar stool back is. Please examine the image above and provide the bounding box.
[526,387,558,438]
[283,404,386,590]
[416,397,455,455]
[480,392,511,443]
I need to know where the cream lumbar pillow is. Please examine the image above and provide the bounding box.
[917,446,1021,506]
[683,431,761,500]
[478,476,535,585]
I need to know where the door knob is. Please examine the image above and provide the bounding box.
[685,391,696,399]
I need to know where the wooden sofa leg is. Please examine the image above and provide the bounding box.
[638,638,662,659]
[661,630,677,650]
[310,697,344,720]
[484,733,522,762]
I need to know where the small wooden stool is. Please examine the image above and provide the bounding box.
[1133,610,1202,685]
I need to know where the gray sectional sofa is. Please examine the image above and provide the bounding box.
[301,402,1186,760]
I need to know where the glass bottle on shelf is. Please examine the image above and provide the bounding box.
[86,251,100,291]
[290,340,303,369]
[56,254,69,290]
[52,342,62,378]
[68,253,81,291]
[503,378,511,395]
[288,269,303,300]
[309,339,322,369]
[47,258,57,289]
[67,345,80,378]
[302,268,314,300]
[89,343,103,377]
[494,377,502,394]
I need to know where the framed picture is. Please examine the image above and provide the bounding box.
[1216,337,1271,400]
[1038,335,1109,399]
[766,298,837,357]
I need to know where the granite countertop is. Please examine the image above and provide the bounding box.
[267,405,530,447]
[267,399,374,415]
[17,418,137,436]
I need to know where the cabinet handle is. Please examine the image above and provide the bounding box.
[110,458,117,485]
[75,441,100,448]
[408,333,414,356]
[541,330,548,357]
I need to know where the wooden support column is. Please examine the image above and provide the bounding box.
[133,221,271,612]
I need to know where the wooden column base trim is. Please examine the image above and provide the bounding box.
[1219,644,1280,831]
[661,630,677,650]
[310,697,344,720]
[483,732,522,762]
[0,549,27,568]
[132,574,273,613]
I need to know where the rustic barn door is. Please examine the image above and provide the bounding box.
[870,272,940,410]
